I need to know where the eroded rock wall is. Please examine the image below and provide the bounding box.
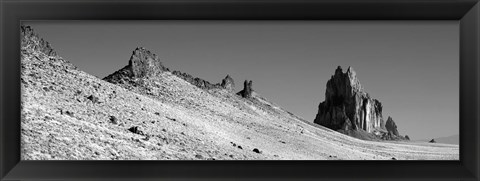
[314,66,385,133]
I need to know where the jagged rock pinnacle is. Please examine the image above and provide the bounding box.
[385,116,400,136]
[221,75,235,91]
[128,47,167,78]
[237,80,253,98]
[314,66,384,133]
[103,47,168,83]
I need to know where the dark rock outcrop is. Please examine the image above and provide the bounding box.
[103,47,168,83]
[221,75,235,91]
[385,116,400,136]
[237,80,253,98]
[128,47,168,78]
[314,66,384,133]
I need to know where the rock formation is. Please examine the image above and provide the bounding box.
[237,80,253,98]
[21,26,57,57]
[385,116,399,136]
[221,75,235,91]
[104,47,235,92]
[171,70,226,90]
[314,66,385,133]
[103,47,168,83]
[129,47,168,78]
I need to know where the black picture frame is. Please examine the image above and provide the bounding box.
[1,0,479,180]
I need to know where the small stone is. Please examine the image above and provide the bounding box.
[65,111,74,117]
[195,154,203,159]
[252,148,261,154]
[237,146,242,149]
[109,116,118,124]
[87,95,100,104]
[128,126,144,135]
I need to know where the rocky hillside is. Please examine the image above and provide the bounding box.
[314,66,407,141]
[20,25,458,160]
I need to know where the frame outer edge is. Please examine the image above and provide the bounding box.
[461,1,480,179]
[477,2,480,179]
[0,0,4,179]
[0,1,478,181]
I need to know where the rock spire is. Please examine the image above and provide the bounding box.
[237,80,253,98]
[314,66,384,133]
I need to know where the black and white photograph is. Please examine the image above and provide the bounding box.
[20,21,459,160]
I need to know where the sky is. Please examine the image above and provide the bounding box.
[24,21,459,140]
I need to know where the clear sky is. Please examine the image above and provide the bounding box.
[24,21,459,140]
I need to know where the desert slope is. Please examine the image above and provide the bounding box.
[20,26,458,160]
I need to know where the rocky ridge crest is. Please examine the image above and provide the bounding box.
[103,47,235,92]
[21,26,57,57]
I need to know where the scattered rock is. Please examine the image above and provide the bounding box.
[391,157,397,160]
[109,116,118,124]
[166,117,176,121]
[64,111,74,117]
[405,135,410,140]
[195,154,203,159]
[279,141,286,144]
[237,146,243,149]
[429,139,436,143]
[252,148,261,154]
[128,126,144,135]
[86,95,100,103]
[142,135,150,141]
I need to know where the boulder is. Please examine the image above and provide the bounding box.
[252,148,262,154]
